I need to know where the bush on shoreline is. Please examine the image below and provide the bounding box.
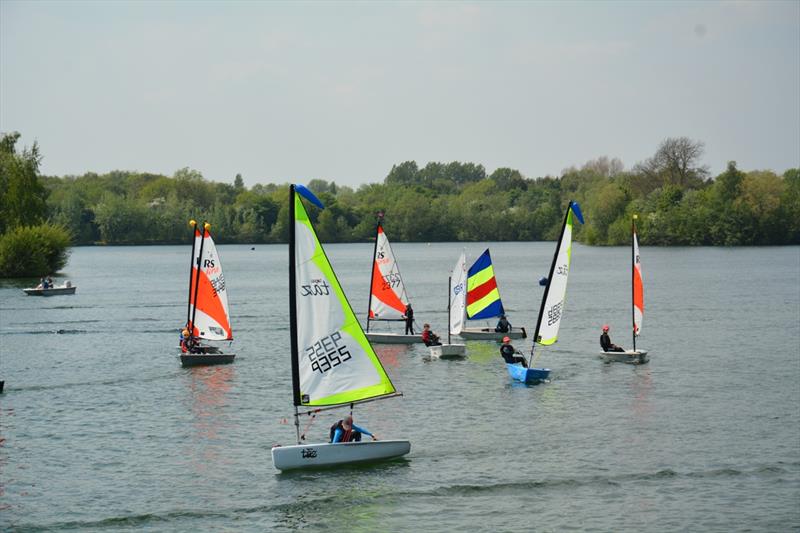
[0,224,71,278]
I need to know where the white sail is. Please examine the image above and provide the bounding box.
[535,202,582,346]
[449,250,467,335]
[189,228,232,341]
[293,188,395,406]
[633,227,644,336]
[369,224,409,320]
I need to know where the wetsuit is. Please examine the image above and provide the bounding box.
[404,306,414,335]
[495,318,511,333]
[600,333,624,352]
[500,344,528,367]
[422,330,441,346]
[330,421,373,443]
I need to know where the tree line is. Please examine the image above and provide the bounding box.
[2,132,799,273]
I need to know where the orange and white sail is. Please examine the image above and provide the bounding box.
[632,218,643,337]
[368,223,409,320]
[189,227,233,341]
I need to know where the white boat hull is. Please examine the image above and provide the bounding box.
[23,286,76,296]
[271,440,411,471]
[600,350,649,365]
[365,332,421,344]
[458,327,526,340]
[429,343,466,359]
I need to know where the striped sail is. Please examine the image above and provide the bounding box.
[369,223,409,320]
[292,185,396,407]
[466,249,505,320]
[534,202,584,347]
[633,220,644,336]
[449,250,467,335]
[189,228,233,341]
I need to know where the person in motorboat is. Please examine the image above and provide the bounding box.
[495,314,511,333]
[46,276,54,288]
[329,415,378,443]
[500,336,528,367]
[403,303,415,335]
[421,323,441,346]
[600,325,625,352]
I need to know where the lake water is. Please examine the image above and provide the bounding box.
[1,243,799,532]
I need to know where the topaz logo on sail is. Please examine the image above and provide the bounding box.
[301,279,331,296]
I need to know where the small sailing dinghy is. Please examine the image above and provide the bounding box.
[271,185,410,471]
[180,221,235,367]
[601,215,649,365]
[364,213,421,344]
[508,201,584,384]
[458,249,526,340]
[430,251,467,359]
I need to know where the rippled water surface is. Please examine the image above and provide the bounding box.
[1,243,798,532]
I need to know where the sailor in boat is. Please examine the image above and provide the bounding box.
[180,329,199,353]
[403,304,415,335]
[500,336,528,367]
[421,323,441,346]
[330,415,378,443]
[495,314,511,333]
[600,325,625,352]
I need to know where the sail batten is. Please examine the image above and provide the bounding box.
[291,186,396,407]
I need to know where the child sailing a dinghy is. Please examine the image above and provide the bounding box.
[600,325,625,352]
[330,415,378,443]
[500,337,528,367]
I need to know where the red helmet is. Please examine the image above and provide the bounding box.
[502,336,511,343]
[602,325,609,331]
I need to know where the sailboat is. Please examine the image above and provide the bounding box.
[364,214,421,344]
[458,249,527,340]
[429,251,467,359]
[271,185,411,471]
[507,201,584,384]
[601,215,649,365]
[180,220,235,367]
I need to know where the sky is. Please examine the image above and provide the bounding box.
[1,0,798,187]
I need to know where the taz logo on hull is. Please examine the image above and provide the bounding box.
[301,448,317,459]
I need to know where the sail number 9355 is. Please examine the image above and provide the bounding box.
[305,332,352,374]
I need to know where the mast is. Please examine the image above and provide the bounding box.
[631,215,637,352]
[365,212,383,332]
[289,185,301,443]
[531,201,573,357]
[189,222,208,337]
[447,275,452,344]
[185,219,198,328]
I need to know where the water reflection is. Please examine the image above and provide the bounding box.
[374,344,410,370]
[630,366,653,420]
[274,464,408,530]
[183,365,236,470]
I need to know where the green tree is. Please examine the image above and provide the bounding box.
[0,132,48,232]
